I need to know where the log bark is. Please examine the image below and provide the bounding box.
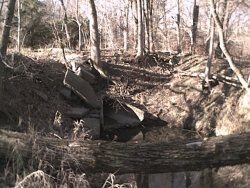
[1,130,250,174]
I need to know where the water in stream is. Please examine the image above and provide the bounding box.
[102,125,249,188]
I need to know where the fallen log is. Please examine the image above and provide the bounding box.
[1,130,250,174]
[179,71,243,88]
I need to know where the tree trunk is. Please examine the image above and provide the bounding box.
[136,0,143,57]
[149,0,154,52]
[0,0,6,27]
[132,0,138,52]
[191,0,199,54]
[144,0,150,53]
[76,0,82,51]
[0,0,16,122]
[123,0,129,52]
[89,0,100,66]
[2,130,250,174]
[210,0,250,94]
[144,0,153,53]
[0,0,15,56]
[175,0,181,53]
[17,0,21,52]
[59,0,71,49]
[204,12,215,91]
[89,0,101,69]
[89,0,109,80]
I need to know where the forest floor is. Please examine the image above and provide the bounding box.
[1,48,250,187]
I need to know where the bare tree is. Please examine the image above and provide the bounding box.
[0,0,16,121]
[123,0,129,52]
[59,0,71,48]
[215,0,241,56]
[136,0,143,57]
[76,0,82,50]
[17,0,21,52]
[175,0,181,53]
[191,0,199,54]
[148,0,154,52]
[89,0,100,68]
[131,0,138,51]
[204,11,215,91]
[210,0,250,94]
[89,0,108,79]
[144,0,153,53]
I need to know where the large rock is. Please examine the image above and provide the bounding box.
[63,70,100,108]
[75,67,95,84]
[58,85,82,102]
[58,85,71,99]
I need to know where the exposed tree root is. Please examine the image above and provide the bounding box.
[178,70,243,89]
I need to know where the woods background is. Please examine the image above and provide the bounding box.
[1,0,250,188]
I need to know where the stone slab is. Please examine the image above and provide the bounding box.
[105,109,140,125]
[104,98,145,126]
[79,68,95,84]
[126,103,145,121]
[82,118,100,139]
[58,85,71,99]
[63,70,100,108]
[65,107,90,119]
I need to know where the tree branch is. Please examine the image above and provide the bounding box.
[210,0,250,94]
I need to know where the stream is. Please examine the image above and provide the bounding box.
[101,124,236,188]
